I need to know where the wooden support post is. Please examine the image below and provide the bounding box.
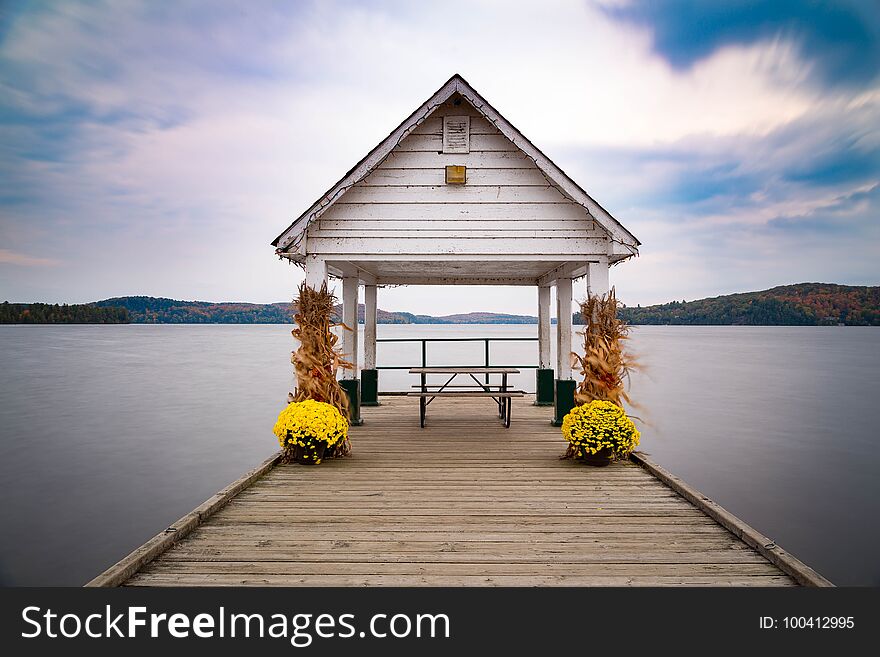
[586,259,610,337]
[588,260,610,298]
[535,285,554,405]
[361,284,379,406]
[553,277,575,425]
[363,284,377,370]
[340,276,362,424]
[555,277,572,380]
[538,285,551,368]
[342,276,359,379]
[304,256,327,289]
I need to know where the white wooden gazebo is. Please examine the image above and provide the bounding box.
[272,74,640,423]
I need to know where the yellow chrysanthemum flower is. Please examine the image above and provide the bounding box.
[273,399,348,452]
[561,400,640,458]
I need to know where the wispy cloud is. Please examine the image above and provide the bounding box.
[0,0,877,310]
[601,0,880,89]
[0,248,60,267]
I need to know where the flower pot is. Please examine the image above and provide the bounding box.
[292,443,326,465]
[578,447,613,467]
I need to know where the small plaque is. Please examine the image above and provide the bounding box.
[445,165,466,184]
[443,115,470,153]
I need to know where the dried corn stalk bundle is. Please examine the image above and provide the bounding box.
[565,288,638,459]
[571,287,637,408]
[289,281,352,457]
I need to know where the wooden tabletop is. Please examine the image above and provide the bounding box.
[409,367,520,374]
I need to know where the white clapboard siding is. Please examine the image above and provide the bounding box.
[302,89,606,256]
[309,229,598,239]
[307,236,607,256]
[322,203,593,220]
[338,186,572,204]
[361,167,552,186]
[316,219,596,230]
[410,116,500,136]
[378,150,535,169]
[278,77,636,261]
[395,133,518,152]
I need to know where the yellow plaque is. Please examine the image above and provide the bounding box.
[445,165,466,184]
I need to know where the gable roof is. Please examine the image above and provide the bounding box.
[272,74,640,257]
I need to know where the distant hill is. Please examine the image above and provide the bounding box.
[6,283,877,325]
[615,283,879,326]
[361,309,540,325]
[90,296,540,324]
[93,296,290,323]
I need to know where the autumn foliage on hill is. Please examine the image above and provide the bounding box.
[618,284,879,326]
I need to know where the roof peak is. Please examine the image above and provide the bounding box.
[272,73,640,254]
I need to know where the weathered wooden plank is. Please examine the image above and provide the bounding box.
[396,133,517,152]
[105,397,809,588]
[140,562,783,577]
[218,499,701,510]
[205,517,719,528]
[261,467,656,475]
[228,488,685,499]
[306,236,607,257]
[169,533,739,545]
[257,471,659,479]
[125,574,796,587]
[310,229,596,239]
[362,167,552,186]
[317,218,596,230]
[231,499,682,507]
[227,492,690,507]
[339,184,572,204]
[217,510,702,520]
[253,476,687,484]
[257,464,652,471]
[195,515,722,529]
[164,535,755,552]
[247,469,661,476]
[379,150,535,169]
[158,550,768,564]
[321,201,591,219]
[247,483,676,491]
[234,490,681,499]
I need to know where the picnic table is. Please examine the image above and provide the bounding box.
[407,367,524,428]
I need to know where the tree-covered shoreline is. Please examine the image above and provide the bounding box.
[4,283,877,325]
[0,302,129,324]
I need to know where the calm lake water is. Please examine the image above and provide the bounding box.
[0,324,878,586]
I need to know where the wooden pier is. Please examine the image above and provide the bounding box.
[89,396,830,587]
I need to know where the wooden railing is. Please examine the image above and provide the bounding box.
[376,336,538,385]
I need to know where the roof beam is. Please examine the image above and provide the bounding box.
[307,236,609,256]
[537,262,590,287]
[328,261,378,285]
[376,276,540,286]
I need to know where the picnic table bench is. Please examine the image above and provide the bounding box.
[407,367,524,428]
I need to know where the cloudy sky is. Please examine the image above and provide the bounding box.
[1,0,878,314]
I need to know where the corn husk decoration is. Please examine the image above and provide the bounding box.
[289,281,352,457]
[565,287,638,458]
